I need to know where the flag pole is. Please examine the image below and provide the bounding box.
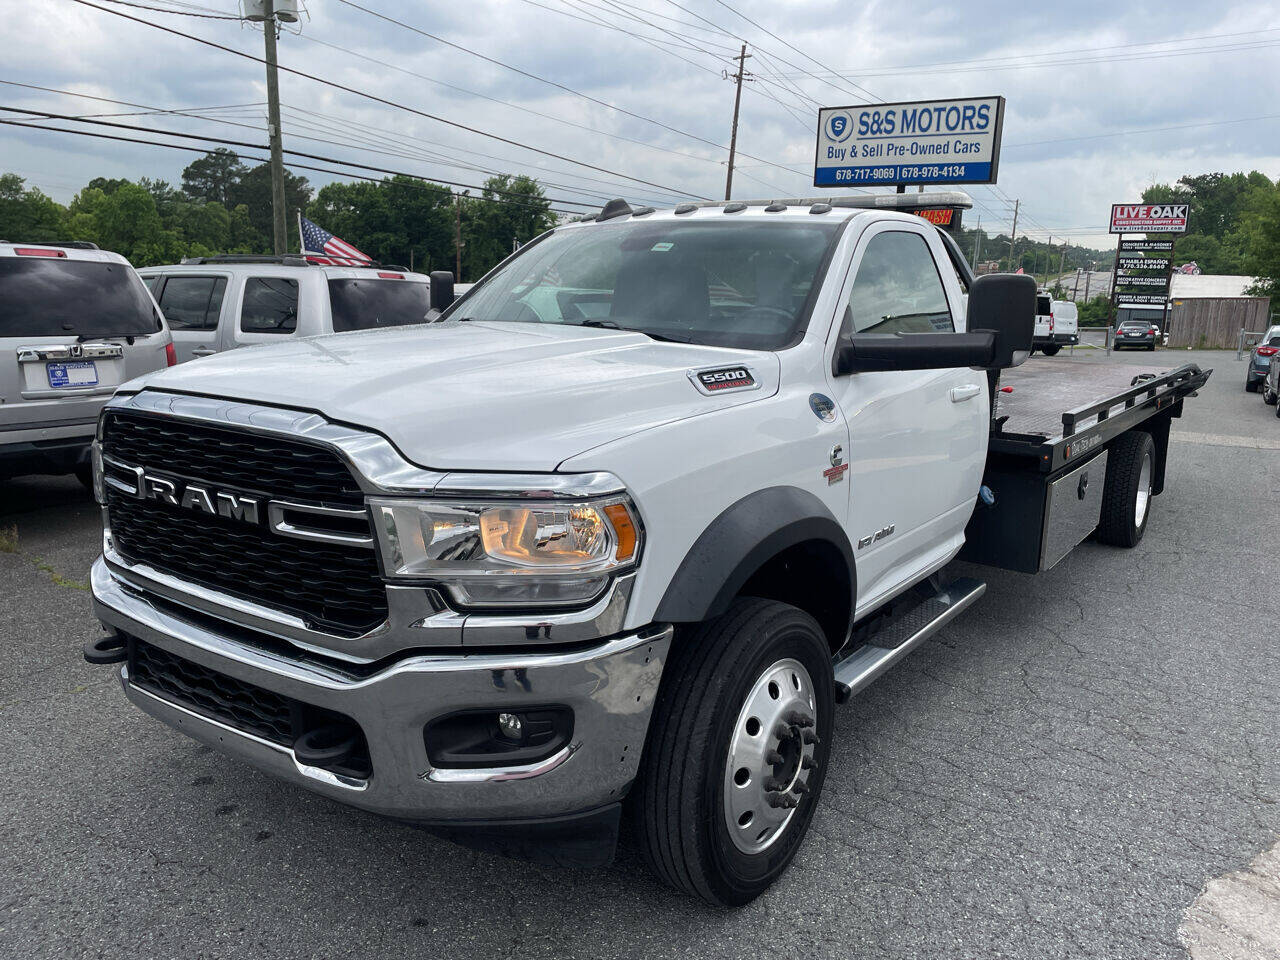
[296,210,304,256]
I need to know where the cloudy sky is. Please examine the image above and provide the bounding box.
[3,0,1278,249]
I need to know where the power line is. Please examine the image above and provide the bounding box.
[0,119,582,215]
[0,109,604,209]
[66,0,709,199]
[706,0,880,104]
[775,26,1280,78]
[328,0,819,180]
[97,0,241,18]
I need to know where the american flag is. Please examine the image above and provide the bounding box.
[300,215,371,266]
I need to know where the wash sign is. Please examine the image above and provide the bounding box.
[814,96,1005,187]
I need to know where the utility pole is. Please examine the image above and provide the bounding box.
[970,215,981,269]
[262,0,288,255]
[1058,240,1068,278]
[454,194,463,280]
[1008,199,1020,272]
[724,44,751,201]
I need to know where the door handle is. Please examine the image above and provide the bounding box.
[190,347,216,357]
[950,384,982,403]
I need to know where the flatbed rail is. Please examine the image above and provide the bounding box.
[990,362,1211,473]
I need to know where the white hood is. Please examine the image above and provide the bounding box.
[130,322,779,472]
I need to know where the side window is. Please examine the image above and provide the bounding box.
[142,275,161,293]
[843,231,953,336]
[240,278,299,333]
[156,276,227,330]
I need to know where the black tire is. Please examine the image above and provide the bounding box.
[1263,384,1277,405]
[1246,379,1259,393]
[1097,431,1156,548]
[1042,344,1061,356]
[631,598,834,907]
[1147,342,1156,351]
[1275,396,1280,418]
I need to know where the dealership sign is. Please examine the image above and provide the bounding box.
[1109,204,1189,234]
[814,96,1005,187]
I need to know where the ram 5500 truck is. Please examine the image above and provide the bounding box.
[85,192,1209,906]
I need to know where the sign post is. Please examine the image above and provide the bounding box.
[814,96,1005,190]
[1106,205,1188,353]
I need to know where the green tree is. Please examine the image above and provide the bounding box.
[228,163,312,251]
[0,174,65,241]
[461,175,555,280]
[181,148,247,207]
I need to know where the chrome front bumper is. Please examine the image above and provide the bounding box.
[92,558,672,823]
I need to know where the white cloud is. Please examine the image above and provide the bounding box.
[2,0,1278,250]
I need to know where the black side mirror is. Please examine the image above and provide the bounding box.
[429,270,456,312]
[967,273,1036,368]
[833,331,996,375]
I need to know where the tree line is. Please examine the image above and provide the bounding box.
[0,148,556,280]
[1141,171,1280,299]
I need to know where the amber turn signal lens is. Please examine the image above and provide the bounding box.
[604,503,637,560]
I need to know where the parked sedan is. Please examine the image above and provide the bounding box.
[1114,320,1157,351]
[1246,325,1280,393]
[1265,350,1280,417]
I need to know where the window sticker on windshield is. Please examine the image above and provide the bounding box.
[650,242,674,252]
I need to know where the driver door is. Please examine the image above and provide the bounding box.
[826,221,988,612]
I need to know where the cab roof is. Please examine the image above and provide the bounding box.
[578,191,974,224]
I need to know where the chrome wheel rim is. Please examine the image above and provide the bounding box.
[723,657,818,855]
[1135,451,1153,528]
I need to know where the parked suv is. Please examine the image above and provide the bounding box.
[138,256,434,362]
[1,241,172,483]
[1246,324,1280,393]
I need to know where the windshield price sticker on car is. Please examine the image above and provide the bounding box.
[814,96,1005,187]
[1109,204,1189,234]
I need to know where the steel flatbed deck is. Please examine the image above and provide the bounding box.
[989,357,1211,473]
[960,356,1212,573]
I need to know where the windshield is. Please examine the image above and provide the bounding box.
[450,218,843,350]
[327,278,431,332]
[0,257,160,338]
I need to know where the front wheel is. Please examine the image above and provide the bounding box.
[1263,383,1277,405]
[631,598,834,907]
[1246,379,1259,393]
[1042,344,1061,356]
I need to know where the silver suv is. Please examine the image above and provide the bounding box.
[1,241,173,484]
[138,256,434,362]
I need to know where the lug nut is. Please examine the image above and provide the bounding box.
[791,780,810,795]
[801,729,819,745]
[786,711,814,728]
[801,756,816,770]
[765,750,784,765]
[767,793,799,809]
[763,777,785,793]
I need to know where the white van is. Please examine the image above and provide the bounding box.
[138,256,435,362]
[1050,300,1079,351]
[1032,292,1054,353]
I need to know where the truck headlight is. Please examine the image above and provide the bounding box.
[370,496,641,607]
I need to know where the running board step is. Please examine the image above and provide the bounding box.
[832,577,986,703]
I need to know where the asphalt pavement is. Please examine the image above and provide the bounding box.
[2,348,1277,960]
